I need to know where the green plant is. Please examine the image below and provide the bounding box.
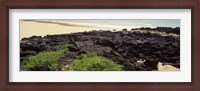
[70,52,124,71]
[60,43,71,49]
[21,44,69,71]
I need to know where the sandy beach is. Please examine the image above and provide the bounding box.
[20,20,102,40]
[20,19,180,40]
[20,20,136,40]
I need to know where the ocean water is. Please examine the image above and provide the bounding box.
[56,19,180,29]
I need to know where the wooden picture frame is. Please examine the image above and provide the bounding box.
[0,0,199,91]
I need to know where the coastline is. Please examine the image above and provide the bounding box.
[20,20,173,40]
[20,20,103,40]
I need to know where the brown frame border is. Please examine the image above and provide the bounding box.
[0,0,199,91]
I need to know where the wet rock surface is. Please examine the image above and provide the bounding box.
[20,29,180,71]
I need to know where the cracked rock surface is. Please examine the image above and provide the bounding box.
[20,28,180,71]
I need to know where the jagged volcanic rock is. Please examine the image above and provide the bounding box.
[20,29,180,71]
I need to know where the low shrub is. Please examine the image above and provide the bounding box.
[70,52,124,71]
[21,44,68,71]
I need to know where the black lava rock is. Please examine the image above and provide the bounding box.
[20,28,180,71]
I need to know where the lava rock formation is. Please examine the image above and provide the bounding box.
[20,28,180,71]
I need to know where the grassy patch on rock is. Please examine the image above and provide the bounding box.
[68,52,124,71]
[21,44,69,71]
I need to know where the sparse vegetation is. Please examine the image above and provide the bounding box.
[21,44,69,71]
[69,52,124,71]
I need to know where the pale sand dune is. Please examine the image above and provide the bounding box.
[20,20,100,40]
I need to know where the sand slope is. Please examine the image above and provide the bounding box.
[20,20,98,40]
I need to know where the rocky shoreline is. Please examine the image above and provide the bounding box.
[20,27,180,71]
